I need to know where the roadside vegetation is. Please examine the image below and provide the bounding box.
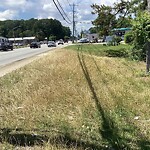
[0,44,150,149]
[66,43,132,58]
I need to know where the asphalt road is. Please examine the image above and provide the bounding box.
[0,43,69,77]
[0,44,66,67]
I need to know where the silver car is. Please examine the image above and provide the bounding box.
[47,41,56,47]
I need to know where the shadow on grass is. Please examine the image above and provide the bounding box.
[77,52,129,149]
[77,51,150,149]
[90,52,150,150]
[0,128,106,149]
[49,132,104,150]
[0,128,48,146]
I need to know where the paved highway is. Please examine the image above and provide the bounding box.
[0,44,65,67]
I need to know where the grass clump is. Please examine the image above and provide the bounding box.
[0,46,150,149]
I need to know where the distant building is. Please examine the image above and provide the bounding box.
[112,27,131,36]
[22,37,36,44]
[8,37,36,45]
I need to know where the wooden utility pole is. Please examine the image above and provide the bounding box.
[146,0,150,73]
[72,3,75,43]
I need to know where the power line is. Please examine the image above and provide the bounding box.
[53,0,78,43]
[56,0,72,23]
[52,0,72,24]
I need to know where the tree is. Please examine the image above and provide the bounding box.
[130,0,150,72]
[91,0,136,36]
[146,0,150,72]
[91,0,148,37]
[61,26,71,39]
[34,19,53,40]
[89,27,98,34]
[0,18,71,40]
[91,4,115,36]
[131,11,150,60]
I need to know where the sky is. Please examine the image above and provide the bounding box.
[0,0,118,35]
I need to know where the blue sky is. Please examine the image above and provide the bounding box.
[0,0,117,33]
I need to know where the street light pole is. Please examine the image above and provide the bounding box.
[13,26,21,45]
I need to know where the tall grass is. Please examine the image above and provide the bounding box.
[0,47,150,149]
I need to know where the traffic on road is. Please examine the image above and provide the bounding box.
[0,42,69,67]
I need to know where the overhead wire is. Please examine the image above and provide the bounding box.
[52,0,72,24]
[56,0,72,23]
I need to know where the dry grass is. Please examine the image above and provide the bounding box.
[0,48,150,149]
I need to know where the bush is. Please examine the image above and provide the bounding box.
[107,36,122,46]
[124,31,133,44]
[114,36,122,44]
[131,11,150,60]
[105,48,129,58]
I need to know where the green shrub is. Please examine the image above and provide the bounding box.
[124,31,133,44]
[107,36,122,46]
[131,11,150,60]
[114,36,122,44]
[105,48,129,58]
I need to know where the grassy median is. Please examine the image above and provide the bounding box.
[0,45,150,149]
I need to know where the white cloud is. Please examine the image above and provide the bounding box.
[0,0,119,34]
[100,0,119,5]
[0,0,34,13]
[0,0,26,8]
[37,0,118,34]
[0,10,18,20]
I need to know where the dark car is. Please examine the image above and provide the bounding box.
[0,37,13,51]
[30,42,41,48]
[47,41,56,47]
[7,41,13,50]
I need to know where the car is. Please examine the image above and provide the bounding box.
[78,38,89,43]
[30,42,41,48]
[47,41,56,47]
[14,42,24,46]
[0,37,13,51]
[58,39,64,45]
[7,41,13,50]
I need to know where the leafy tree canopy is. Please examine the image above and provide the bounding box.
[0,18,71,41]
[91,0,148,36]
[131,11,150,60]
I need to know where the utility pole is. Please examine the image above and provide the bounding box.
[72,3,75,43]
[146,0,150,73]
[12,26,21,46]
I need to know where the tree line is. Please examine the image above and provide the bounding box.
[0,18,71,41]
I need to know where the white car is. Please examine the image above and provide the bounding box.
[78,38,89,43]
[58,39,64,45]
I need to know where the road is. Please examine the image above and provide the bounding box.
[0,44,66,67]
[0,43,68,77]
